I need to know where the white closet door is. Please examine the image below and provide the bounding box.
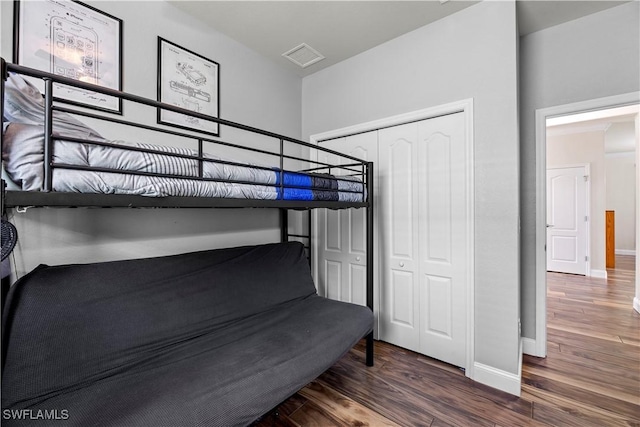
[378,123,421,353]
[315,111,470,369]
[417,112,467,368]
[316,131,377,306]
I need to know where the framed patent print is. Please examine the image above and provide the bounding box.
[157,37,220,136]
[14,0,123,113]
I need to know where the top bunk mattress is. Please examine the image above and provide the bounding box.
[2,72,366,203]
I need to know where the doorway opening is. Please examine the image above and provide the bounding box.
[533,94,640,358]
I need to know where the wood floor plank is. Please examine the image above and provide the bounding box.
[547,323,623,343]
[328,340,541,426]
[551,312,640,330]
[318,355,438,426]
[374,361,543,427]
[298,381,401,427]
[524,349,640,384]
[255,255,640,426]
[555,342,640,372]
[360,340,536,421]
[429,418,455,427]
[547,328,639,360]
[252,394,306,426]
[522,386,637,427]
[522,362,640,405]
[358,343,540,424]
[288,400,349,427]
[620,333,640,346]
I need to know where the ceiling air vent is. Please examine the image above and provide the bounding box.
[282,43,325,68]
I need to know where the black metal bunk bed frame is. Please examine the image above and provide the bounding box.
[0,58,374,366]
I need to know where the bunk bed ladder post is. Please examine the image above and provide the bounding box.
[197,139,204,178]
[280,209,288,243]
[43,78,54,192]
[307,210,312,266]
[279,137,288,243]
[279,138,284,201]
[366,161,374,367]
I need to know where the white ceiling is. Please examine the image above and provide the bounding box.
[167,0,631,77]
[547,105,639,153]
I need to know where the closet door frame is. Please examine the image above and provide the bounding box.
[310,98,475,379]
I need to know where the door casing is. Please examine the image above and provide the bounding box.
[531,91,640,358]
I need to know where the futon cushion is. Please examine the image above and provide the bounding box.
[2,243,318,414]
[3,294,372,426]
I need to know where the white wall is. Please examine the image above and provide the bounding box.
[303,0,521,385]
[605,122,636,253]
[1,1,302,276]
[547,130,606,273]
[519,2,640,339]
[606,152,637,252]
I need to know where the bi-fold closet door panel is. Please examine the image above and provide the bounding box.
[416,113,467,368]
[316,131,378,306]
[377,112,468,368]
[377,123,421,353]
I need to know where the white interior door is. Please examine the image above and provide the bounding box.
[546,166,588,275]
[316,131,377,306]
[378,123,421,353]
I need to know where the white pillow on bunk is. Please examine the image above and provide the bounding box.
[2,73,104,191]
[3,73,103,140]
[2,123,92,191]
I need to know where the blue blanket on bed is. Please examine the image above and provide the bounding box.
[275,171,364,201]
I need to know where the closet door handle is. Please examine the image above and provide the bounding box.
[356,256,361,261]
[399,262,405,267]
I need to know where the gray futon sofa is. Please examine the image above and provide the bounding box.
[1,241,374,426]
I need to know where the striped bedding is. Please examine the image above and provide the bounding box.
[2,124,365,202]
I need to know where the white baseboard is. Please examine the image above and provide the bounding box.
[615,249,636,256]
[522,337,545,357]
[590,269,607,279]
[473,361,521,397]
[634,297,640,314]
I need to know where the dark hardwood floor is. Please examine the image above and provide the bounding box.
[256,255,640,426]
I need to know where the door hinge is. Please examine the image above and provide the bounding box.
[584,175,589,182]
[585,256,588,261]
[585,215,588,222]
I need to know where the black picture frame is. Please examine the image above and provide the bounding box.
[157,37,220,136]
[13,0,123,114]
